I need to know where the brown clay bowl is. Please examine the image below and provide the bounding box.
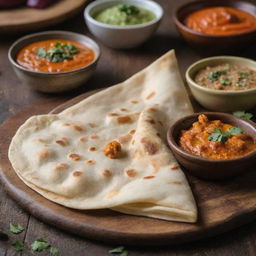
[173,0,256,53]
[167,112,256,180]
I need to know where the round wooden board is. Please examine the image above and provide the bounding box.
[0,0,87,34]
[0,91,256,246]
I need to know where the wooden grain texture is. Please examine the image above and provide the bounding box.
[0,0,87,34]
[1,89,256,247]
[0,0,256,255]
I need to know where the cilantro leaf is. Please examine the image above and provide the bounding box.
[233,111,253,121]
[220,77,231,86]
[50,247,59,255]
[208,126,244,143]
[208,128,230,143]
[36,41,79,63]
[109,246,125,254]
[12,241,25,252]
[10,223,24,234]
[228,127,244,135]
[207,70,226,82]
[37,47,47,58]
[31,238,50,252]
[120,251,129,256]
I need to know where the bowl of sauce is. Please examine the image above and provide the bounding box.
[167,112,256,180]
[84,0,163,48]
[174,0,256,53]
[186,56,256,112]
[8,31,100,93]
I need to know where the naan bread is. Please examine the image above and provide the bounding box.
[9,50,197,223]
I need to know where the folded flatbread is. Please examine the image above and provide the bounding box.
[9,50,197,223]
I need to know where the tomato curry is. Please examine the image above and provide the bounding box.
[179,114,256,160]
[17,39,95,73]
[184,7,256,36]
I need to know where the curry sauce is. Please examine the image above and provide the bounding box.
[17,39,95,73]
[179,114,256,160]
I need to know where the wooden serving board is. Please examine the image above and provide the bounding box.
[0,0,87,34]
[0,91,256,246]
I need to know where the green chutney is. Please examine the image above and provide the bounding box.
[94,4,156,26]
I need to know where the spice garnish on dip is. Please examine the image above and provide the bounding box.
[179,114,256,160]
[184,7,256,36]
[17,39,95,73]
[195,64,256,90]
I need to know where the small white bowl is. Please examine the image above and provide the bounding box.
[84,0,163,49]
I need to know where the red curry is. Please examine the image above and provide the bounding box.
[179,114,256,160]
[17,39,95,73]
[184,7,256,36]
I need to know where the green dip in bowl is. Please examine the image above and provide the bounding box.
[94,4,156,26]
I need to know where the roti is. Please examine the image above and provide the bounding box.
[8,50,197,222]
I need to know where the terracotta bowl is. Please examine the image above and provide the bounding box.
[173,0,256,53]
[167,112,256,180]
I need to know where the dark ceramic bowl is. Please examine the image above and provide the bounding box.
[167,112,256,180]
[173,0,256,53]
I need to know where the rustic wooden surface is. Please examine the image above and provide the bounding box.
[1,91,256,247]
[0,0,87,34]
[0,0,256,255]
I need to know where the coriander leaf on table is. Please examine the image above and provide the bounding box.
[109,246,125,254]
[120,251,129,256]
[12,241,25,252]
[10,223,24,234]
[31,238,50,252]
[233,111,253,121]
[50,247,59,255]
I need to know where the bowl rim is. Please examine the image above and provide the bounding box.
[173,0,256,38]
[167,112,256,163]
[8,30,101,75]
[84,0,163,30]
[185,56,256,95]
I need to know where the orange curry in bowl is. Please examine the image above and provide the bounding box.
[17,39,95,73]
[184,7,256,36]
[179,114,256,160]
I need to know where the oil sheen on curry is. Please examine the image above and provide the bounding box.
[179,114,256,160]
[17,39,95,73]
[184,7,256,36]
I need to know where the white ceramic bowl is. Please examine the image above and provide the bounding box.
[84,0,163,49]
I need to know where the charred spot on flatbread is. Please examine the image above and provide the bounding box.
[141,137,159,155]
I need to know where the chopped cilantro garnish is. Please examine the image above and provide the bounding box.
[12,241,25,252]
[233,111,253,121]
[50,247,59,255]
[208,127,244,143]
[31,238,50,252]
[220,77,231,86]
[207,70,226,82]
[10,223,24,234]
[36,41,79,63]
[118,4,140,15]
[238,72,248,79]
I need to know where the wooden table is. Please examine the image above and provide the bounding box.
[0,1,255,255]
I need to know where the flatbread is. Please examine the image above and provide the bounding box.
[8,50,197,222]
